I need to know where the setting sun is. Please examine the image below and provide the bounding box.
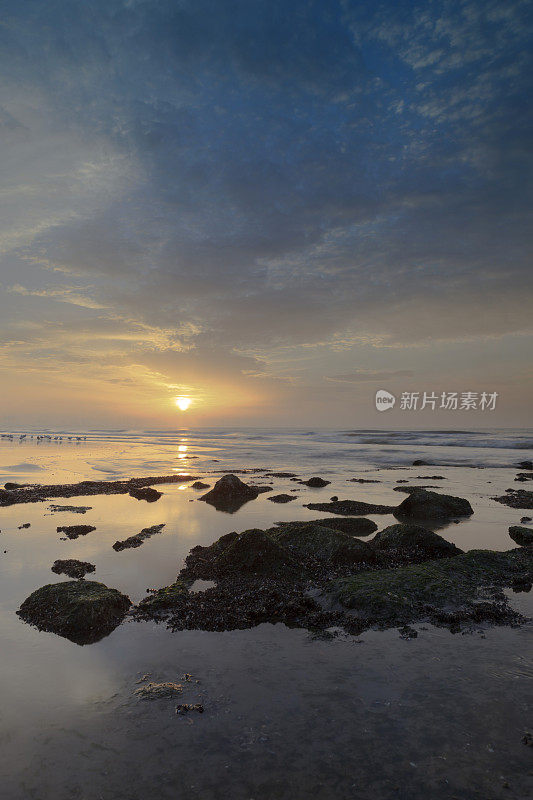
[175,396,192,411]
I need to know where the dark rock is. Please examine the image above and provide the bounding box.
[198,474,261,513]
[18,523,30,529]
[271,523,375,567]
[412,460,431,466]
[301,477,330,488]
[515,473,533,482]
[330,495,338,501]
[272,517,378,537]
[113,523,165,551]
[129,487,162,502]
[520,517,532,523]
[0,474,199,508]
[518,461,533,470]
[57,524,96,540]
[49,504,92,514]
[215,529,300,578]
[268,494,296,503]
[492,490,533,509]
[5,482,30,490]
[395,489,473,519]
[509,526,533,547]
[305,499,396,516]
[347,478,381,483]
[51,559,95,579]
[371,523,462,561]
[17,580,131,644]
[265,472,298,478]
[190,481,210,489]
[393,485,440,493]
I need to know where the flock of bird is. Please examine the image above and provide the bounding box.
[0,433,87,442]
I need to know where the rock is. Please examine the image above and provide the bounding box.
[520,517,532,523]
[271,523,375,567]
[301,477,330,487]
[330,495,338,501]
[518,461,533,470]
[139,581,190,612]
[492,490,533,509]
[412,460,431,466]
[49,504,92,514]
[18,523,30,529]
[268,494,296,503]
[305,499,396,515]
[56,524,96,540]
[129,487,162,502]
[134,681,183,699]
[515,473,533,482]
[198,474,261,513]
[51,559,96,579]
[265,472,298,478]
[17,581,131,644]
[328,548,533,629]
[509,526,533,547]
[395,489,473,519]
[113,523,165,551]
[347,478,381,483]
[215,529,300,578]
[393,485,440,493]
[272,517,378,537]
[5,482,30,490]
[371,523,462,561]
[190,481,210,489]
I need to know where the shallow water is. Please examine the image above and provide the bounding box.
[0,429,532,799]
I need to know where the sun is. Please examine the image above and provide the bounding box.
[175,396,192,411]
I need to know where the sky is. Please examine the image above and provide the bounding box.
[0,0,531,429]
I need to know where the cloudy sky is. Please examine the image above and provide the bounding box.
[0,0,531,428]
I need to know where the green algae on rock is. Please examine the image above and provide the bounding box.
[370,523,462,562]
[270,522,375,566]
[51,558,95,579]
[328,549,533,629]
[17,581,131,644]
[272,517,378,536]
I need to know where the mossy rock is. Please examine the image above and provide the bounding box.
[271,523,375,566]
[273,517,378,537]
[215,529,300,577]
[371,523,462,561]
[328,549,533,627]
[138,581,190,612]
[395,489,473,519]
[509,526,533,546]
[17,581,131,645]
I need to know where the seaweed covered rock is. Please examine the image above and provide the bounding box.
[509,526,533,547]
[129,487,162,502]
[371,524,462,562]
[51,559,95,579]
[305,499,395,515]
[492,490,533,509]
[271,523,375,567]
[328,548,533,629]
[268,494,296,503]
[215,529,300,577]
[273,517,378,537]
[191,481,210,489]
[198,474,261,512]
[17,581,131,644]
[57,524,96,540]
[301,477,330,488]
[113,523,165,551]
[138,581,190,612]
[395,489,473,520]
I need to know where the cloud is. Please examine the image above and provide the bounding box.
[326,370,415,382]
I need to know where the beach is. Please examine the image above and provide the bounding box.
[0,428,532,799]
